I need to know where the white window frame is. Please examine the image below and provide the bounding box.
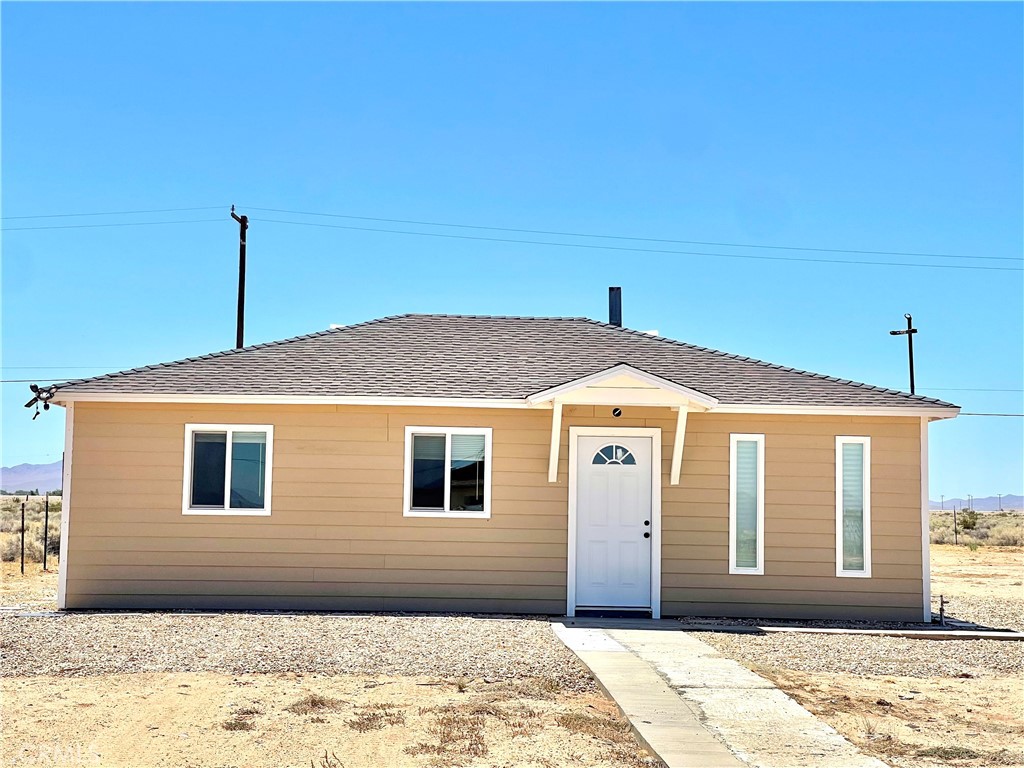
[182,423,274,516]
[729,433,765,575]
[403,426,492,519]
[836,435,872,578]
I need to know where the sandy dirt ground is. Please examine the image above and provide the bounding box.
[930,544,1023,598]
[747,545,1024,768]
[3,546,1020,767]
[761,669,1023,768]
[0,673,658,768]
[0,562,57,611]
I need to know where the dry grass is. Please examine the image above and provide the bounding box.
[483,676,561,702]
[915,745,1020,765]
[221,716,256,731]
[405,709,489,763]
[555,711,632,743]
[556,711,666,767]
[930,511,1023,546]
[346,702,406,732]
[312,751,345,768]
[284,693,348,715]
[0,495,61,563]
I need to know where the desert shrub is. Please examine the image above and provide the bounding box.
[37,519,60,555]
[930,526,953,545]
[959,509,979,530]
[991,528,1024,546]
[2,536,43,562]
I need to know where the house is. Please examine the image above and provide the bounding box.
[50,301,959,621]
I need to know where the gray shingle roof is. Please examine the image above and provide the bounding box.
[53,314,957,409]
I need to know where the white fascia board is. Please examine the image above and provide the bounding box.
[52,393,539,409]
[710,404,960,419]
[526,364,719,408]
[50,391,959,420]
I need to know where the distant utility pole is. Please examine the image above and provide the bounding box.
[998,493,1003,511]
[889,313,918,395]
[940,494,944,511]
[231,205,249,350]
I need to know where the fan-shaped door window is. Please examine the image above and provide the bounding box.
[592,444,636,465]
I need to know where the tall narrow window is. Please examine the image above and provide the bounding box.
[836,436,871,577]
[404,427,492,518]
[183,424,274,515]
[729,434,764,575]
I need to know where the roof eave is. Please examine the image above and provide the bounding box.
[51,391,959,419]
[709,403,961,420]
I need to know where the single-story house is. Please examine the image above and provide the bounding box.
[49,305,958,621]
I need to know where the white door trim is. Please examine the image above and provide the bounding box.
[567,426,662,619]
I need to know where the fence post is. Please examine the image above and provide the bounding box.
[43,494,50,571]
[20,502,26,575]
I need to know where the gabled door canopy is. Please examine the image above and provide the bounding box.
[532,364,717,485]
[527,363,719,409]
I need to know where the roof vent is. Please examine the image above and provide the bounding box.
[609,286,622,327]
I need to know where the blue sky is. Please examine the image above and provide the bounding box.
[2,2,1021,498]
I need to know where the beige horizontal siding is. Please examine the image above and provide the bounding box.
[666,603,923,622]
[65,402,924,619]
[657,411,923,619]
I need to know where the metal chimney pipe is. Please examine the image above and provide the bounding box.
[608,286,622,327]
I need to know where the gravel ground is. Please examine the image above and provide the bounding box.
[697,630,1024,678]
[0,613,596,691]
[932,594,1023,631]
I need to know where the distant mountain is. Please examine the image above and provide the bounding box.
[930,495,1023,512]
[0,461,63,493]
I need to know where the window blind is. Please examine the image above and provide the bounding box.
[734,439,759,569]
[841,442,865,571]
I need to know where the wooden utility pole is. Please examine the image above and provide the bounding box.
[889,314,918,394]
[231,206,249,349]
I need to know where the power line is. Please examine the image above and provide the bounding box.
[0,206,224,220]
[245,205,1023,263]
[1,218,223,232]
[255,217,1023,272]
[959,413,1024,417]
[921,388,1024,393]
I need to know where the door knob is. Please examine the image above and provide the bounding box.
[644,520,650,526]
[643,532,651,539]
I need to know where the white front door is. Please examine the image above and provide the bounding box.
[574,435,653,610]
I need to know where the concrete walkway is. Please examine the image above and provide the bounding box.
[553,620,889,768]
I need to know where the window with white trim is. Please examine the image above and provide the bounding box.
[836,436,871,577]
[404,427,492,518]
[183,424,273,515]
[729,433,764,575]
